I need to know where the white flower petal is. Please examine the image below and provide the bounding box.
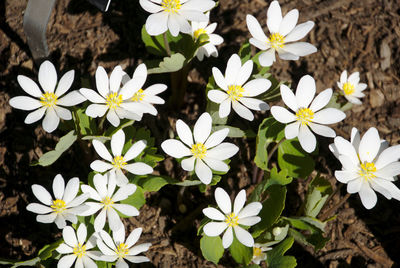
[82,256,97,268]
[90,160,113,172]
[85,104,108,118]
[92,140,113,162]
[36,213,57,224]
[144,83,167,96]
[232,101,254,121]
[124,162,153,175]
[94,210,107,231]
[139,0,163,13]
[57,91,86,106]
[246,14,268,42]
[212,67,228,91]
[279,9,299,36]
[54,106,72,121]
[215,187,232,214]
[181,0,215,11]
[207,143,239,160]
[126,228,142,248]
[271,106,295,123]
[237,216,261,226]
[26,203,53,214]
[176,119,194,147]
[312,108,346,124]
[79,88,105,103]
[259,49,276,67]
[219,98,231,118]
[111,129,125,157]
[194,112,212,144]
[42,107,60,133]
[208,90,228,104]
[359,181,377,209]
[239,97,269,111]
[63,177,79,204]
[202,207,225,221]
[32,185,53,205]
[113,204,139,217]
[181,156,195,171]
[237,202,262,218]
[234,226,254,247]
[17,75,42,97]
[250,37,269,50]
[373,179,400,201]
[277,51,299,60]
[284,121,300,139]
[203,157,229,172]
[359,127,380,163]
[24,106,46,124]
[295,75,315,108]
[57,254,76,268]
[161,139,192,158]
[285,21,315,42]
[106,109,120,127]
[39,61,57,93]
[96,239,116,256]
[167,15,180,37]
[78,202,102,216]
[203,222,228,237]
[280,84,298,112]
[233,189,246,215]
[145,12,169,36]
[222,226,233,248]
[100,230,117,250]
[348,72,360,85]
[109,66,123,93]
[235,60,253,86]
[9,96,41,111]
[375,145,400,169]
[335,170,360,183]
[282,42,317,57]
[298,124,316,153]
[347,179,362,193]
[112,184,136,202]
[333,136,359,164]
[195,159,212,184]
[55,70,74,97]
[267,0,282,33]
[56,243,73,254]
[204,128,229,149]
[62,226,78,247]
[108,208,124,231]
[76,224,87,245]
[128,243,152,256]
[242,78,271,97]
[308,122,336,138]
[53,174,65,200]
[375,162,400,178]
[309,88,332,112]
[124,140,147,161]
[225,54,242,86]
[95,66,110,98]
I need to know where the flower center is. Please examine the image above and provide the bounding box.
[50,199,66,214]
[106,92,123,109]
[193,28,208,40]
[225,212,239,227]
[268,33,285,49]
[101,196,114,210]
[131,89,145,102]
[227,85,244,101]
[115,243,130,258]
[343,82,355,96]
[359,162,377,181]
[40,92,58,107]
[161,0,181,13]
[296,108,314,126]
[253,246,262,257]
[112,155,127,169]
[191,143,207,159]
[73,243,86,258]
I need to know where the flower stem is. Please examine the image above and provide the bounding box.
[163,32,171,56]
[319,192,351,221]
[169,63,190,109]
[98,113,107,134]
[267,138,285,164]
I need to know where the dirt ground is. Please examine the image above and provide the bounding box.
[1,0,400,267]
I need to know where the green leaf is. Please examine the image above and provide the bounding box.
[147,53,187,74]
[135,175,179,192]
[73,107,97,136]
[121,186,145,210]
[32,130,77,166]
[239,41,252,63]
[254,117,285,170]
[253,185,286,237]
[10,258,41,268]
[200,235,224,265]
[141,26,168,56]
[229,235,253,265]
[38,239,63,260]
[266,237,297,268]
[304,175,333,217]
[198,175,221,192]
[277,139,315,178]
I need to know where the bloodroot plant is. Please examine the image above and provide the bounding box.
[6,0,400,267]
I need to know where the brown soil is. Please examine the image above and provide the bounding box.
[1,0,400,267]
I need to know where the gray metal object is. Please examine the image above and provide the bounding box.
[87,0,112,12]
[23,0,58,64]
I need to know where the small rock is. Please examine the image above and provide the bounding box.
[380,40,391,71]
[369,89,385,108]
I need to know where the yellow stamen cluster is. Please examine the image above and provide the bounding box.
[112,155,127,169]
[73,243,86,258]
[106,92,123,109]
[343,82,355,96]
[296,108,314,126]
[161,0,181,13]
[115,243,130,258]
[268,33,285,49]
[359,162,377,181]
[191,143,207,159]
[193,28,207,40]
[40,92,58,107]
[101,196,114,209]
[227,85,244,102]
[225,212,239,227]
[253,246,262,257]
[51,199,66,214]
[131,89,145,102]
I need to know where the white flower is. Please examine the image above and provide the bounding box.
[56,224,102,268]
[97,226,151,266]
[329,127,400,209]
[140,0,216,37]
[337,70,367,105]
[9,60,86,133]
[246,1,317,67]
[26,174,89,229]
[207,54,271,121]
[79,65,145,127]
[271,75,346,153]
[252,243,273,265]
[203,187,262,248]
[121,64,167,116]
[161,112,239,184]
[190,13,224,61]
[80,173,138,231]
[90,129,153,186]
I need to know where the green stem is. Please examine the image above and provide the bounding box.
[98,114,107,134]
[267,138,285,164]
[72,109,82,139]
[163,32,171,56]
[169,63,190,109]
